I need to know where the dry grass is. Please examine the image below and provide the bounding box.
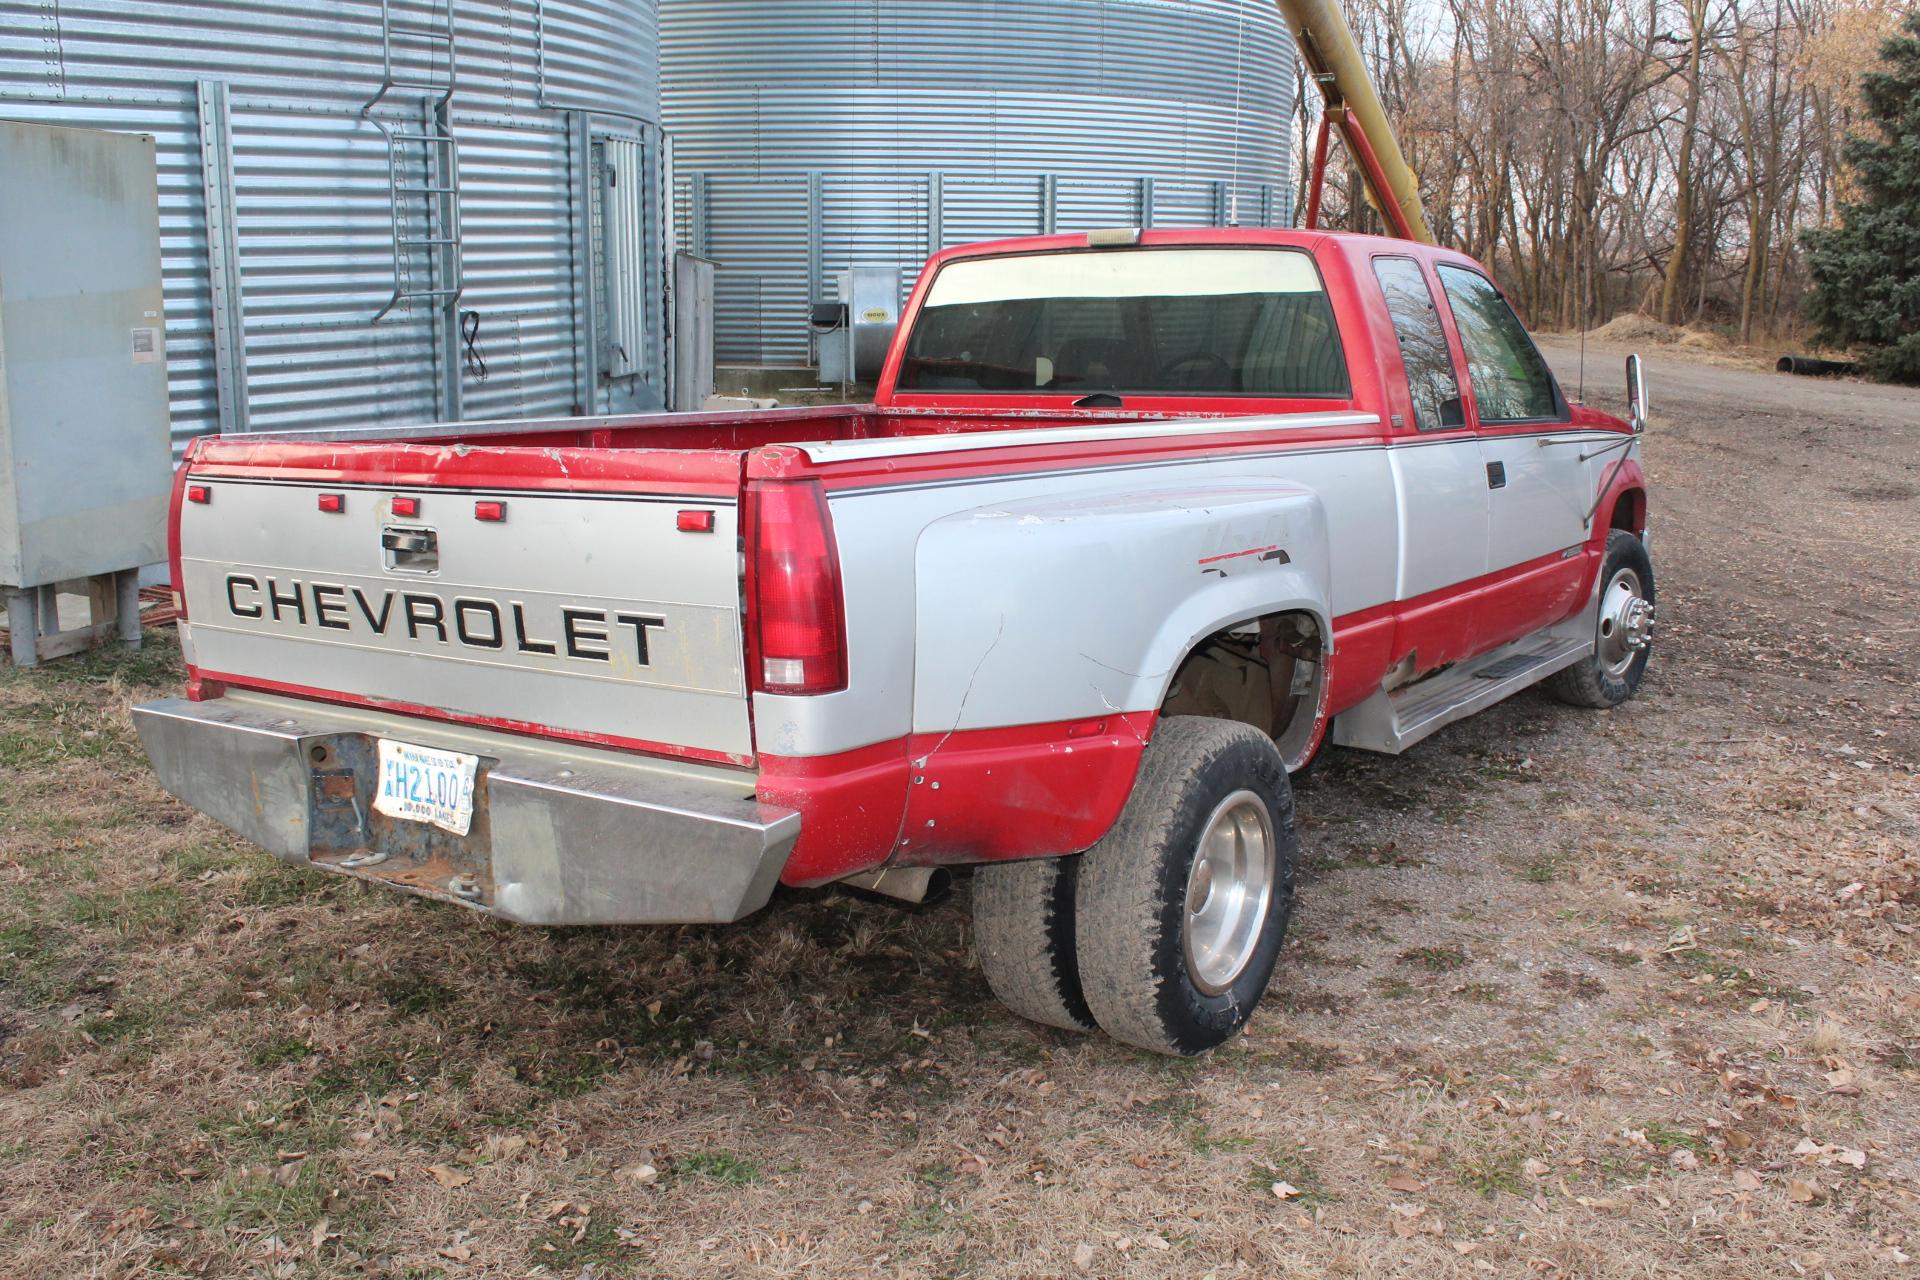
[4,365,1919,1277]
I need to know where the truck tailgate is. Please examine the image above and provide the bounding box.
[176,445,751,762]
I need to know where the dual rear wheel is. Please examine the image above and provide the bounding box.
[974,717,1297,1056]
[975,532,1657,1055]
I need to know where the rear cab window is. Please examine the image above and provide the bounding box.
[1434,264,1565,424]
[896,247,1351,400]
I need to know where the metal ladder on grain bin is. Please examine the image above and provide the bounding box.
[361,0,464,325]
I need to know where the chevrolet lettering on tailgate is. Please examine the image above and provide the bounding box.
[221,573,666,665]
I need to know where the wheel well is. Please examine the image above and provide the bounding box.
[1160,610,1327,771]
[1609,487,1646,535]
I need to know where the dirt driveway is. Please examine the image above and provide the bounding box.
[2,348,1916,1278]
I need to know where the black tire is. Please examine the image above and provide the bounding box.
[1548,530,1656,709]
[973,855,1096,1032]
[1074,717,1297,1056]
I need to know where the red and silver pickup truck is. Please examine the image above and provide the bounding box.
[136,227,1653,1054]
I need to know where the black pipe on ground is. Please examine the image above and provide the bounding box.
[1776,354,1858,377]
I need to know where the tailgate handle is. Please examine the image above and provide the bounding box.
[382,529,435,553]
[382,525,439,573]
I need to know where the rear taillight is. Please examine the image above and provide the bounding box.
[747,480,847,695]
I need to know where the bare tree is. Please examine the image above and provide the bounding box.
[1293,0,1901,341]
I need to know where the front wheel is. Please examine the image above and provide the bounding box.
[1548,529,1655,709]
[1073,717,1297,1056]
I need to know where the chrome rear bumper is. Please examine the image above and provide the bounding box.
[132,693,799,925]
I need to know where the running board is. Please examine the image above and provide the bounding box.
[1331,632,1592,755]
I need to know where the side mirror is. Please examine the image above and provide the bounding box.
[1625,353,1648,433]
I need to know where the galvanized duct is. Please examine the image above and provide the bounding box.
[0,0,665,450]
[661,0,1297,365]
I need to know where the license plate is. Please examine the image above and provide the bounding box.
[373,738,479,836]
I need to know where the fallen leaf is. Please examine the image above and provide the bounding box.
[426,1164,473,1189]
[1385,1172,1424,1193]
[1787,1178,1820,1203]
[105,1206,158,1239]
[485,1134,528,1163]
[1071,1242,1096,1273]
[1272,1181,1303,1200]
[1732,1170,1763,1192]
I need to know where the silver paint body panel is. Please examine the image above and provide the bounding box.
[911,482,1333,735]
[179,481,751,757]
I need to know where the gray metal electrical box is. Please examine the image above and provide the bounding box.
[847,266,900,383]
[817,266,900,385]
[1,120,172,662]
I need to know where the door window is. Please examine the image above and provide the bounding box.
[1371,257,1464,431]
[1436,266,1562,423]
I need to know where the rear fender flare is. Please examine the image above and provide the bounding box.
[911,480,1334,735]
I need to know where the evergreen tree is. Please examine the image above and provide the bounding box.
[1803,11,1920,383]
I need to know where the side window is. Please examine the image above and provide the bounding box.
[1371,257,1464,431]
[1435,265,1562,423]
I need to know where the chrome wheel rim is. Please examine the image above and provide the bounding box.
[1595,566,1654,678]
[1183,789,1276,996]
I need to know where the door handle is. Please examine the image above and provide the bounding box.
[1486,461,1507,489]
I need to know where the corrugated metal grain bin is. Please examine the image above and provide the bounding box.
[661,0,1298,366]
[1,0,673,450]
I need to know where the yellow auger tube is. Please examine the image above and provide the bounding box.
[1274,0,1435,245]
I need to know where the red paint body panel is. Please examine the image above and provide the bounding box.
[189,436,749,498]
[1325,605,1397,714]
[761,711,1158,886]
[757,738,913,885]
[893,713,1157,870]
